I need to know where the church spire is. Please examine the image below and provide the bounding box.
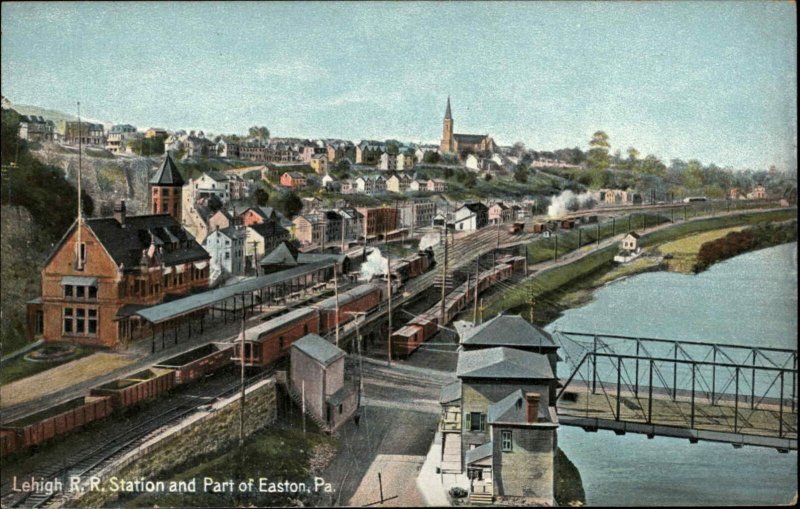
[444,96,452,120]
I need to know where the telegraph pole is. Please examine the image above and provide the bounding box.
[386,249,392,366]
[553,234,558,261]
[334,263,340,347]
[75,102,83,270]
[439,214,449,325]
[472,257,480,323]
[239,307,246,447]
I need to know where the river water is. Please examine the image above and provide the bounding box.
[546,242,798,506]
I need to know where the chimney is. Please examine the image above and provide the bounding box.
[114,200,126,226]
[525,392,541,423]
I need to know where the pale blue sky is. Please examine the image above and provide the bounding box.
[1,1,796,171]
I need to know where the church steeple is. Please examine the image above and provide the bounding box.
[440,96,454,153]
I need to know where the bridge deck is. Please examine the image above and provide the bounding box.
[557,384,797,450]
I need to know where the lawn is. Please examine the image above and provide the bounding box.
[0,345,95,386]
[0,352,134,408]
[657,226,747,273]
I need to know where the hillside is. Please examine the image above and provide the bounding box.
[0,206,47,353]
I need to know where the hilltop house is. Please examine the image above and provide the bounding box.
[280,172,307,189]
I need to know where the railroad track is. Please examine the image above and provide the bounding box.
[2,369,274,509]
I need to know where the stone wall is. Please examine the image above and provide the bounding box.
[75,378,277,508]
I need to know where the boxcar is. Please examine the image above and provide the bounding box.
[91,368,176,409]
[240,307,320,367]
[155,343,234,385]
[315,284,382,333]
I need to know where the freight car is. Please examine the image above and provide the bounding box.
[314,283,383,333]
[155,343,234,384]
[391,247,436,284]
[90,368,176,410]
[0,395,113,455]
[390,263,514,358]
[240,307,320,367]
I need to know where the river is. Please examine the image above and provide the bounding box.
[547,242,798,506]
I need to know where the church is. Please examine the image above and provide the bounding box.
[439,97,496,155]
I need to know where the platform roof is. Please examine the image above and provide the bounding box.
[135,260,334,324]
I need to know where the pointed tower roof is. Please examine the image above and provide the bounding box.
[444,96,452,120]
[150,153,185,186]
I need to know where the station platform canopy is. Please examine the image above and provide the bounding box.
[135,260,334,325]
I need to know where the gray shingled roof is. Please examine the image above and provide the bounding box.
[462,315,556,349]
[487,389,546,425]
[465,442,493,465]
[260,241,300,266]
[457,347,554,380]
[439,381,461,404]
[293,334,345,366]
[150,153,185,186]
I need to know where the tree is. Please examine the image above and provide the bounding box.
[514,164,529,183]
[444,167,454,179]
[423,151,441,164]
[587,131,610,171]
[683,159,705,190]
[207,195,223,213]
[248,126,270,142]
[128,136,164,156]
[254,188,269,206]
[270,190,303,218]
[464,172,477,188]
[484,173,493,182]
[512,141,526,157]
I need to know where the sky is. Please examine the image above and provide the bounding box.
[1,1,796,171]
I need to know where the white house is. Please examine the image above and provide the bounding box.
[190,171,231,204]
[465,154,480,171]
[202,226,246,278]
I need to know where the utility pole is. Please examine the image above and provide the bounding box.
[472,256,480,323]
[578,228,582,248]
[553,234,558,261]
[239,306,246,447]
[75,101,83,270]
[334,263,340,347]
[596,223,600,246]
[386,249,392,366]
[341,213,346,253]
[439,221,449,325]
[612,217,616,236]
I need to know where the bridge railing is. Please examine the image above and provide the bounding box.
[555,332,798,443]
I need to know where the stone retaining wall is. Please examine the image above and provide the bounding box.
[73,378,277,508]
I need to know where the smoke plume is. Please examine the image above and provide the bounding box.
[547,190,596,218]
[418,232,440,252]
[359,249,389,281]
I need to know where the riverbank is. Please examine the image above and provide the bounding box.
[481,208,797,328]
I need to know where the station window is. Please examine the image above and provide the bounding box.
[88,309,98,334]
[279,336,285,350]
[63,307,74,333]
[76,308,85,334]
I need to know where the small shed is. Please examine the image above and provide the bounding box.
[621,232,641,252]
